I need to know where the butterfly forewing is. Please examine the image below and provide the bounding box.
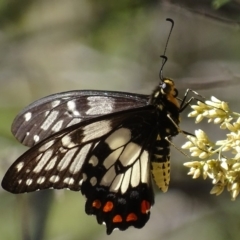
[2,106,156,193]
[12,90,149,147]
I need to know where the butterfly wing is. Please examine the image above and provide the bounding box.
[81,111,158,234]
[2,106,157,234]
[12,90,149,147]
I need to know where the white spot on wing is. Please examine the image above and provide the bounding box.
[52,120,64,132]
[36,153,43,162]
[100,165,116,186]
[66,118,81,127]
[24,112,32,121]
[69,144,91,174]
[37,176,46,184]
[49,175,60,183]
[16,162,24,172]
[41,110,59,130]
[140,150,149,184]
[82,173,87,181]
[57,148,78,171]
[121,168,131,194]
[45,156,58,171]
[67,100,76,110]
[39,140,55,152]
[90,177,97,186]
[51,100,61,108]
[63,177,75,185]
[82,120,111,142]
[86,96,114,115]
[131,160,140,187]
[103,147,123,169]
[33,150,53,173]
[26,179,33,186]
[62,135,75,148]
[105,128,131,150]
[89,155,98,167]
[67,101,80,116]
[34,135,40,142]
[119,142,141,166]
[59,147,67,153]
[79,179,83,185]
[110,174,123,192]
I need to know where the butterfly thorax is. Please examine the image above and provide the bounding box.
[150,78,180,136]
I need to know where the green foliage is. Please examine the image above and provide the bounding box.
[212,0,231,9]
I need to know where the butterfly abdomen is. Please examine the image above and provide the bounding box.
[151,136,171,192]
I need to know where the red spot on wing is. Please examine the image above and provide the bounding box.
[92,200,101,209]
[141,200,150,214]
[103,201,113,212]
[126,213,137,222]
[113,215,123,223]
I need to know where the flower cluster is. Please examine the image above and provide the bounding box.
[182,96,240,200]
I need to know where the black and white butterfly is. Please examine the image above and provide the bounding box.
[1,19,188,234]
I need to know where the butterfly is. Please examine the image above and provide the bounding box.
[1,19,187,234]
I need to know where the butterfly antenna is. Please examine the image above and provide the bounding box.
[159,18,174,81]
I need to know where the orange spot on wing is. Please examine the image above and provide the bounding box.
[141,200,150,214]
[126,213,137,222]
[113,215,123,223]
[103,201,113,212]
[92,200,101,209]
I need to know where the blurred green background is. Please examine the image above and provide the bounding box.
[1,0,240,240]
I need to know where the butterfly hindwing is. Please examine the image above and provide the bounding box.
[12,90,149,147]
[81,112,158,234]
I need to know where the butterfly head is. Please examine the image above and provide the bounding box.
[161,78,180,109]
[160,79,177,96]
[151,78,180,109]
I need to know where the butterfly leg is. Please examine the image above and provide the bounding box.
[179,89,205,113]
[165,136,191,159]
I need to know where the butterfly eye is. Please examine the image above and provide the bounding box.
[162,82,167,89]
[161,82,171,94]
